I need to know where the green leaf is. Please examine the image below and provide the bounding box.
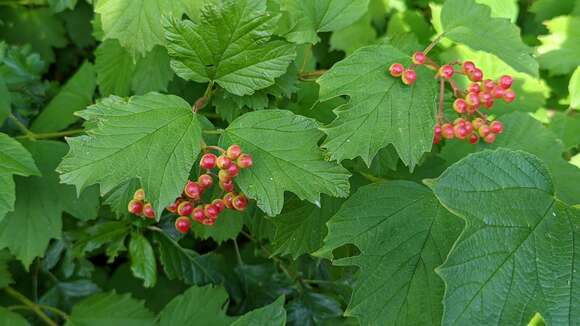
[433,148,580,325]
[153,231,222,285]
[232,296,286,326]
[31,62,96,133]
[131,46,173,95]
[0,307,29,326]
[0,77,10,125]
[158,285,235,326]
[286,292,344,326]
[95,0,188,57]
[475,0,519,21]
[570,66,580,110]
[57,93,202,217]
[530,0,576,22]
[220,110,350,216]
[0,141,98,268]
[317,44,437,169]
[48,0,77,13]
[549,112,580,150]
[441,0,538,77]
[316,181,462,325]
[129,232,157,288]
[386,10,434,45]
[280,0,370,44]
[329,13,377,56]
[163,0,296,96]
[94,40,136,97]
[0,250,13,288]
[66,291,155,326]
[0,8,67,63]
[191,208,244,244]
[0,133,39,220]
[73,221,130,262]
[537,16,580,76]
[271,195,343,259]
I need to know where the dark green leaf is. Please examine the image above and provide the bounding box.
[129,232,157,288]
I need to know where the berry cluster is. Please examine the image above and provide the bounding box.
[389,52,517,145]
[127,144,253,234]
[127,189,156,219]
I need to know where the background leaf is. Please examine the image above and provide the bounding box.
[129,232,157,288]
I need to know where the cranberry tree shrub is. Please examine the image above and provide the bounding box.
[0,0,578,325]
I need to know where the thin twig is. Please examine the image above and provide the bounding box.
[232,239,244,266]
[8,113,35,140]
[438,78,445,123]
[4,287,59,326]
[423,33,445,55]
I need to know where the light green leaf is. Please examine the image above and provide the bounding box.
[95,40,136,96]
[386,10,434,45]
[316,181,462,325]
[131,46,173,95]
[57,93,202,217]
[317,44,437,169]
[433,148,580,325]
[0,307,29,326]
[48,0,77,13]
[232,296,286,326]
[95,0,188,57]
[0,141,97,268]
[281,0,370,44]
[441,0,538,77]
[191,208,244,244]
[271,195,343,259]
[475,0,518,21]
[530,0,576,22]
[0,77,10,125]
[220,110,351,216]
[549,112,580,150]
[158,285,235,326]
[153,231,222,285]
[537,16,580,76]
[31,62,96,133]
[571,67,580,110]
[330,13,377,55]
[0,8,67,63]
[164,0,296,96]
[0,250,13,288]
[129,232,157,288]
[66,291,155,326]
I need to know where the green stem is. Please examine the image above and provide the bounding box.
[8,113,36,140]
[4,287,59,326]
[232,239,244,266]
[423,33,446,55]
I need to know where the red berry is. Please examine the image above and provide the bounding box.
[226,164,239,178]
[483,133,496,144]
[143,203,155,219]
[478,126,491,137]
[177,201,194,216]
[226,145,242,160]
[128,199,143,215]
[454,118,466,126]
[216,155,232,169]
[469,68,483,82]
[462,61,476,74]
[472,118,485,130]
[503,90,516,103]
[220,179,235,192]
[465,92,480,108]
[389,63,404,77]
[204,204,219,219]
[479,92,493,108]
[232,195,248,211]
[202,218,216,226]
[167,200,180,213]
[434,124,442,135]
[499,75,513,89]
[192,206,205,222]
[482,79,495,92]
[212,199,226,213]
[184,181,202,200]
[223,192,235,209]
[439,65,454,79]
[402,69,417,85]
[433,134,441,144]
[198,174,213,189]
[412,52,426,65]
[454,125,468,139]
[464,121,474,134]
[491,86,505,99]
[133,188,145,201]
[468,133,479,144]
[441,123,454,139]
[218,169,231,182]
[467,83,481,94]
[200,153,218,169]
[237,154,253,169]
[175,216,191,234]
[490,121,503,134]
[453,98,468,113]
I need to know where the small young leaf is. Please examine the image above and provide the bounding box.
[441,0,538,77]
[66,291,155,326]
[164,0,296,96]
[537,16,580,75]
[231,296,286,326]
[433,149,580,325]
[220,110,351,216]
[57,92,202,217]
[129,232,157,288]
[158,285,235,326]
[317,44,437,169]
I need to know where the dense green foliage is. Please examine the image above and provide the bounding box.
[0,0,578,325]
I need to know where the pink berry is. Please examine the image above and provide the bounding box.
[175,216,192,234]
[483,133,496,144]
[434,124,442,135]
[478,126,491,137]
[479,92,494,108]
[223,193,235,209]
[462,61,476,74]
[441,124,454,139]
[128,200,143,215]
[143,203,155,219]
[472,118,485,130]
[467,83,481,94]
[204,204,219,219]
[177,201,194,216]
[220,179,234,192]
[402,69,417,85]
[192,207,205,222]
[503,90,516,103]
[200,153,218,170]
[184,181,202,200]
[464,121,474,134]
[499,75,513,89]
[227,164,240,178]
[453,98,468,113]
[389,63,404,77]
[198,174,213,189]
[490,121,503,134]
[237,154,253,169]
[482,79,495,92]
[226,145,242,160]
[166,200,180,214]
[412,52,426,65]
[216,155,232,170]
[212,199,226,213]
[465,92,480,108]
[439,65,454,79]
[469,68,483,82]
[133,188,145,201]
[232,195,248,211]
[491,86,505,99]
[468,133,479,144]
[454,125,468,139]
